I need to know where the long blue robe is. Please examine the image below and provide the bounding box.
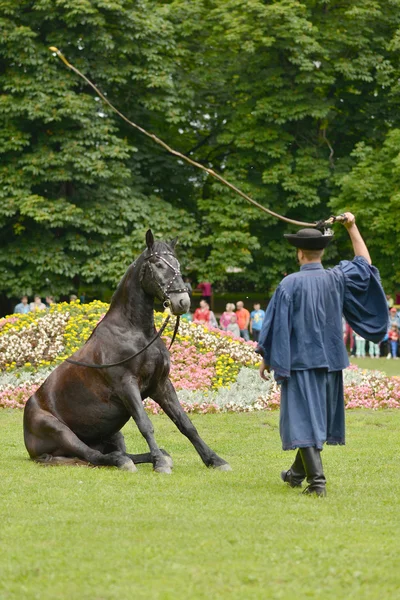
[257,256,388,450]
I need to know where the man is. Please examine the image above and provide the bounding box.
[250,302,265,342]
[236,301,250,341]
[14,295,30,314]
[257,213,387,496]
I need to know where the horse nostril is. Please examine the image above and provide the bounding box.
[179,298,185,307]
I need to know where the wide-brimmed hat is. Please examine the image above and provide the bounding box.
[284,228,334,250]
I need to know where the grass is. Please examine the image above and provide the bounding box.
[1,410,400,600]
[350,355,400,377]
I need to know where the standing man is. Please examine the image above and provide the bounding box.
[250,302,265,342]
[236,301,250,341]
[257,213,387,496]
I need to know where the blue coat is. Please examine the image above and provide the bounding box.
[257,256,388,380]
[257,256,388,450]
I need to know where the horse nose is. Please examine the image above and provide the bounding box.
[179,297,186,308]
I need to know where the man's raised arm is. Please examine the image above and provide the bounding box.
[342,212,372,265]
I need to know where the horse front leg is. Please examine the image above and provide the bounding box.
[118,377,172,473]
[152,379,231,471]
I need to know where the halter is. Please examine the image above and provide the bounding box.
[143,251,187,305]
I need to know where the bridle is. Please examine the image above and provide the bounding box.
[142,250,187,303]
[66,250,186,369]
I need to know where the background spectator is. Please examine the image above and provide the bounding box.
[343,319,355,355]
[205,302,218,328]
[197,281,212,306]
[193,299,210,324]
[69,294,78,302]
[226,314,240,338]
[386,294,394,308]
[30,295,46,312]
[236,301,250,341]
[14,295,30,314]
[184,277,192,296]
[388,324,399,360]
[46,296,55,308]
[355,333,366,358]
[389,306,400,329]
[250,302,265,342]
[181,310,193,323]
[219,303,236,330]
[369,341,380,358]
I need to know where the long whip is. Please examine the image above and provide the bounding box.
[49,47,341,229]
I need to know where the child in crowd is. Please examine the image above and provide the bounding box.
[226,314,240,338]
[250,302,265,342]
[388,324,399,360]
[355,333,366,358]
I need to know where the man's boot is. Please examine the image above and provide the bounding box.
[280,450,306,488]
[299,447,327,497]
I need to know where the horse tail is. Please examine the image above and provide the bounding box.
[33,454,93,467]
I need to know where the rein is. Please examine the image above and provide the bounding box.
[65,251,184,369]
[65,315,179,369]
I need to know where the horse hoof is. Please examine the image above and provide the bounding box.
[215,463,232,472]
[163,455,174,469]
[119,459,137,473]
[154,465,172,474]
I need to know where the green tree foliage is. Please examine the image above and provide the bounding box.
[0,0,198,297]
[1,0,400,299]
[331,131,400,290]
[167,0,400,290]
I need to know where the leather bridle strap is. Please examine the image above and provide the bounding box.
[66,315,171,369]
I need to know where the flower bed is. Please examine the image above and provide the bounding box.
[0,302,399,412]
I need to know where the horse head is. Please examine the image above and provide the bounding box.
[140,229,190,316]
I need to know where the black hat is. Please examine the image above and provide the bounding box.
[284,228,333,249]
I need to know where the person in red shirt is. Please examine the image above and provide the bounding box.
[236,301,250,341]
[193,299,210,324]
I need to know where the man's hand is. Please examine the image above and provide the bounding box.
[342,212,356,230]
[259,359,270,381]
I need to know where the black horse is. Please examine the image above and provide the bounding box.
[23,230,231,473]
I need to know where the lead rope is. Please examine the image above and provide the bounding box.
[66,315,171,369]
[169,316,180,349]
[49,47,341,229]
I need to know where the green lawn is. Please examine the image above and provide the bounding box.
[350,355,400,376]
[1,409,400,600]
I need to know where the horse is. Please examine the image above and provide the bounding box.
[23,230,231,473]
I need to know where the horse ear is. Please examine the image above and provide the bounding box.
[170,237,178,250]
[146,229,154,250]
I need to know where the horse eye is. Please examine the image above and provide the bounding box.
[156,262,163,268]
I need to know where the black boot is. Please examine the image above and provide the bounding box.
[299,447,326,497]
[281,450,306,488]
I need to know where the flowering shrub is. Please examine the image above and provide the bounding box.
[0,301,260,409]
[0,311,68,369]
[0,301,399,413]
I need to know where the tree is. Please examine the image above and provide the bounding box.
[0,0,198,297]
[330,131,400,291]
[166,0,400,290]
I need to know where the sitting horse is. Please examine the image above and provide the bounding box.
[23,230,231,473]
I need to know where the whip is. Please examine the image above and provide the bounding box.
[49,47,344,229]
